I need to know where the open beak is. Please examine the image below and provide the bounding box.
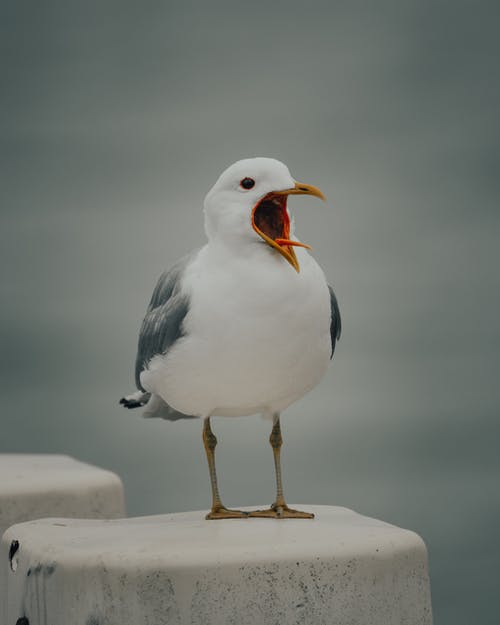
[251,181,326,273]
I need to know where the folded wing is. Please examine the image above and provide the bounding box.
[135,254,193,391]
[328,285,341,358]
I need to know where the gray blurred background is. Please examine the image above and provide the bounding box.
[1,1,499,623]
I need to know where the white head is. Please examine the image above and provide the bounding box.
[204,157,325,272]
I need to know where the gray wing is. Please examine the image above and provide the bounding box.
[328,285,341,358]
[135,254,193,391]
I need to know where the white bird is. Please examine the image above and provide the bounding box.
[121,157,341,520]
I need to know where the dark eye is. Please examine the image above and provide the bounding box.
[240,177,255,190]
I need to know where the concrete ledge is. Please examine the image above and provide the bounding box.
[2,505,432,625]
[0,455,125,533]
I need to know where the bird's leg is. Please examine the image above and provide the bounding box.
[203,417,248,520]
[249,415,314,519]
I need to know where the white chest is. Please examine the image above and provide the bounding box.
[146,245,332,417]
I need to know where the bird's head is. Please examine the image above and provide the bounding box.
[203,157,325,272]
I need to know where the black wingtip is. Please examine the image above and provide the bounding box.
[119,397,142,409]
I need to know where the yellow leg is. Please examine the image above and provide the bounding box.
[249,416,314,519]
[203,417,248,520]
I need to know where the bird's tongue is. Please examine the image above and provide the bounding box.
[275,238,311,248]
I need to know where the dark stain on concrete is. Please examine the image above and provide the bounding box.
[9,540,20,571]
[26,562,56,578]
[43,563,56,577]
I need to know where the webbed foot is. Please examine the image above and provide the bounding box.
[248,503,314,519]
[205,507,249,520]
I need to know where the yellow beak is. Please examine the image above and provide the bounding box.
[275,181,326,201]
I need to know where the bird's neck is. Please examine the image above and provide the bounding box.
[204,212,258,256]
[205,234,263,264]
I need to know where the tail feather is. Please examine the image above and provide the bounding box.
[142,394,198,421]
[120,391,197,421]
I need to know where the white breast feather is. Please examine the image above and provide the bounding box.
[142,244,331,418]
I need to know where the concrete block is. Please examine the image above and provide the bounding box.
[0,455,125,534]
[0,453,126,623]
[2,505,432,625]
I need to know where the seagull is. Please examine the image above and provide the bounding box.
[120,157,341,520]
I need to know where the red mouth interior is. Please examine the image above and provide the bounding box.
[252,193,290,241]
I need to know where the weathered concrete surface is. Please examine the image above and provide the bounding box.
[2,505,432,625]
[0,453,126,624]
